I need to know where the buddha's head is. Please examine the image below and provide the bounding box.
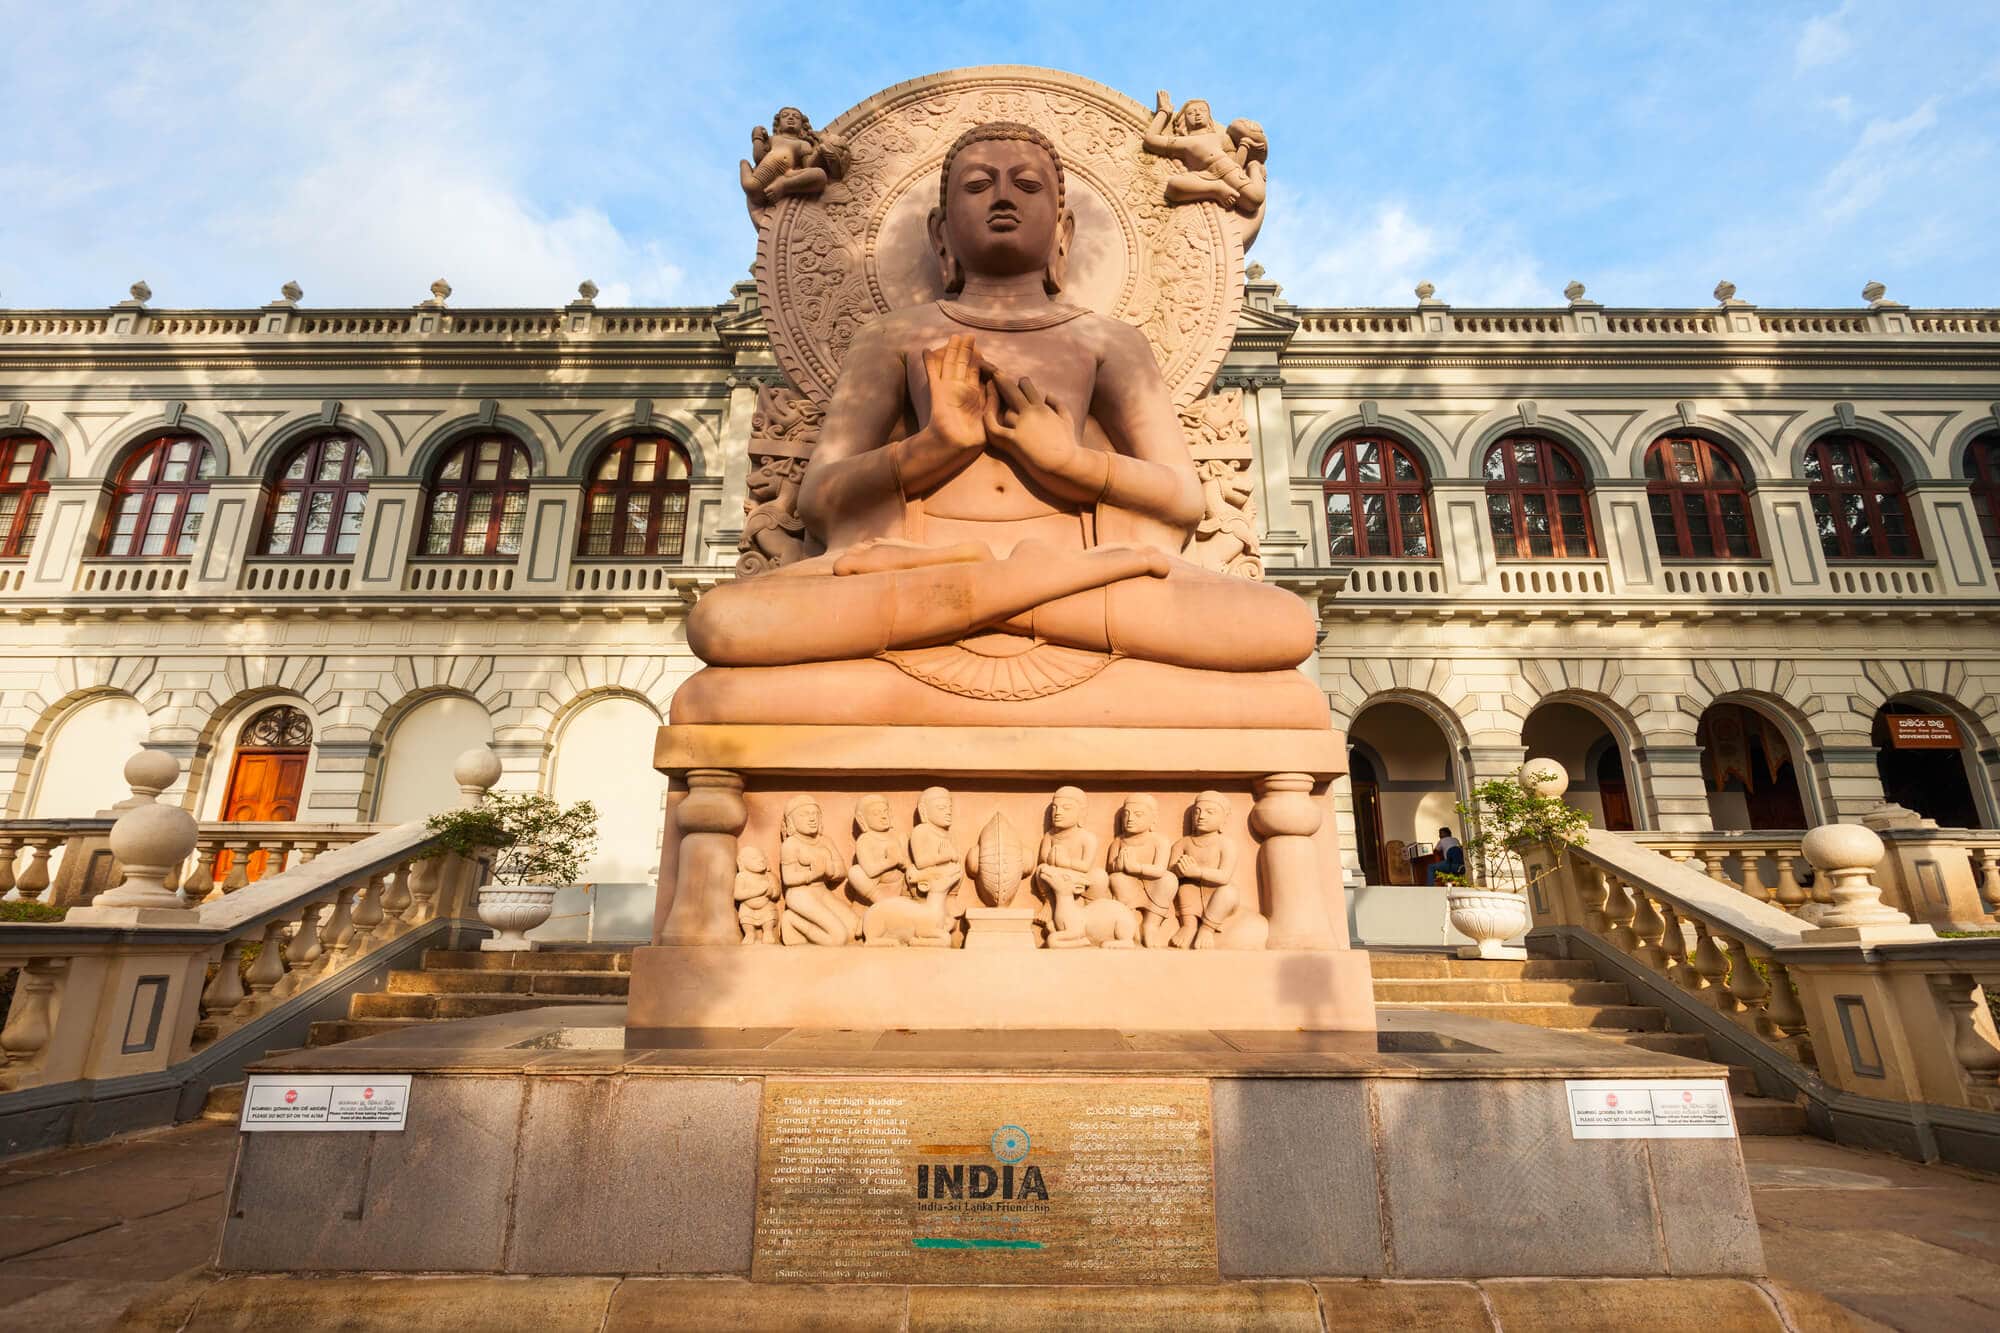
[1191,791,1228,834]
[782,795,822,838]
[1119,794,1157,836]
[929,121,1073,296]
[1051,785,1086,831]
[919,786,953,828]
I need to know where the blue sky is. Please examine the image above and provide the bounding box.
[3,1,1996,311]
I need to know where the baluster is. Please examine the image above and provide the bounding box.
[0,958,63,1072]
[1690,920,1731,1005]
[1772,852,1807,913]
[15,839,55,903]
[382,863,414,933]
[222,838,253,894]
[269,839,296,877]
[187,839,222,902]
[1602,874,1638,952]
[273,902,324,998]
[1699,850,1737,893]
[316,885,358,975]
[202,938,247,1016]
[296,839,326,865]
[1725,933,1773,1034]
[1739,851,1772,903]
[1978,850,2000,919]
[1656,900,1695,989]
[348,873,387,955]
[1763,959,1814,1067]
[238,920,288,1013]
[1629,889,1668,970]
[0,837,18,901]
[1939,974,2000,1099]
[408,858,439,924]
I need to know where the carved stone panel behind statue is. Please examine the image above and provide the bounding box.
[752,1077,1216,1283]
[752,66,1247,408]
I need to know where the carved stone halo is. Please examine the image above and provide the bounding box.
[752,66,1247,408]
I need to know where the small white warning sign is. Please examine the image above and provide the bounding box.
[240,1074,412,1132]
[1565,1079,1735,1139]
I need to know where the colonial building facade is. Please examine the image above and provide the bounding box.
[2,278,1996,889]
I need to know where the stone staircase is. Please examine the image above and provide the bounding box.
[1372,952,1806,1134]
[211,945,1804,1135]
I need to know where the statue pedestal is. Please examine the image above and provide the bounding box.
[636,722,1373,1032]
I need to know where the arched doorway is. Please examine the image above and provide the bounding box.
[1873,700,1986,829]
[550,694,669,886]
[28,693,150,817]
[218,705,312,881]
[1521,700,1638,832]
[1346,700,1461,884]
[375,695,493,822]
[1697,701,1808,830]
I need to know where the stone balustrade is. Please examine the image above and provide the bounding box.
[0,748,498,1103]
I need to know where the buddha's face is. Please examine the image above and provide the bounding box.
[1120,800,1153,835]
[1192,795,1226,834]
[921,789,952,827]
[861,798,892,833]
[938,138,1063,281]
[1051,789,1084,830]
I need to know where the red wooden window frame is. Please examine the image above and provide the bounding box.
[1482,435,1597,558]
[1321,434,1434,558]
[1963,435,2000,563]
[418,436,532,559]
[577,435,693,559]
[259,433,373,558]
[1804,435,1919,560]
[99,435,217,558]
[1644,434,1760,559]
[0,435,53,559]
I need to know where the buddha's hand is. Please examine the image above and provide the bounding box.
[921,334,989,452]
[985,375,1078,476]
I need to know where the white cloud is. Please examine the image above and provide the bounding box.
[1821,94,1857,123]
[1796,2,1856,70]
[1258,195,1550,307]
[1815,98,1941,222]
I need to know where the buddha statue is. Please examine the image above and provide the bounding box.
[677,120,1323,728]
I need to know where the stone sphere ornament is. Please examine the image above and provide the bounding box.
[1518,758,1570,799]
[124,748,182,803]
[453,746,504,793]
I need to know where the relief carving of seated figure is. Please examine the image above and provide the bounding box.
[681,121,1320,726]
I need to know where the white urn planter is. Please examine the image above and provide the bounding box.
[478,884,558,952]
[1446,888,1530,960]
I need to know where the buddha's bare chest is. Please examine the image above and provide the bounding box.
[901,322,1098,427]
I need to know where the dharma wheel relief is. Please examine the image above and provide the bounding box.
[721,784,1278,951]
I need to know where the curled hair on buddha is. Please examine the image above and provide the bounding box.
[931,121,1072,296]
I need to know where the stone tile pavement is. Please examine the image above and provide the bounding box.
[0,1120,1994,1330]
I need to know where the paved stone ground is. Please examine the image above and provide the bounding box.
[0,1120,1993,1330]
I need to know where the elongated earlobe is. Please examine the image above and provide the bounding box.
[1043,211,1075,295]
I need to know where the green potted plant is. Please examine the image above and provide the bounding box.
[1442,760,1590,958]
[426,792,598,952]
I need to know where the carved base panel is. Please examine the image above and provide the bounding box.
[627,944,1376,1033]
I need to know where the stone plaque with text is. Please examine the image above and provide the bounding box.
[752,1078,1216,1283]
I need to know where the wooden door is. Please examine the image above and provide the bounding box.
[216,750,307,882]
[1600,781,1634,832]
[1353,780,1384,885]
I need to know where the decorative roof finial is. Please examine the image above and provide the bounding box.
[1414,280,1437,302]
[127,280,152,304]
[1563,280,1586,302]
[429,278,452,305]
[1245,262,1265,281]
[1713,280,1738,303]
[280,280,303,303]
[1862,280,1888,305]
[577,279,599,303]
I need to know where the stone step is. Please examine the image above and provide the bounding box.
[201,1081,245,1121]
[1367,955,1597,980]
[1399,1001,1667,1032]
[422,948,631,973]
[1371,978,1630,1005]
[308,1017,428,1046]
[1582,1030,1716,1058]
[1734,1095,1808,1135]
[349,990,626,1020]
[387,969,631,997]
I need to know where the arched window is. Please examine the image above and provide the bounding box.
[1482,435,1595,558]
[419,435,531,558]
[1962,435,2000,563]
[260,433,373,558]
[0,435,53,559]
[578,435,692,559]
[1321,434,1432,558]
[100,435,217,558]
[1804,435,1918,559]
[1644,434,1758,559]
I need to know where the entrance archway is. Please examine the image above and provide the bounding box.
[1697,701,1808,830]
[1873,700,1987,829]
[1521,700,1638,832]
[1346,700,1461,884]
[217,704,312,881]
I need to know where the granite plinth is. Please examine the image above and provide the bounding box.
[215,1005,1765,1281]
